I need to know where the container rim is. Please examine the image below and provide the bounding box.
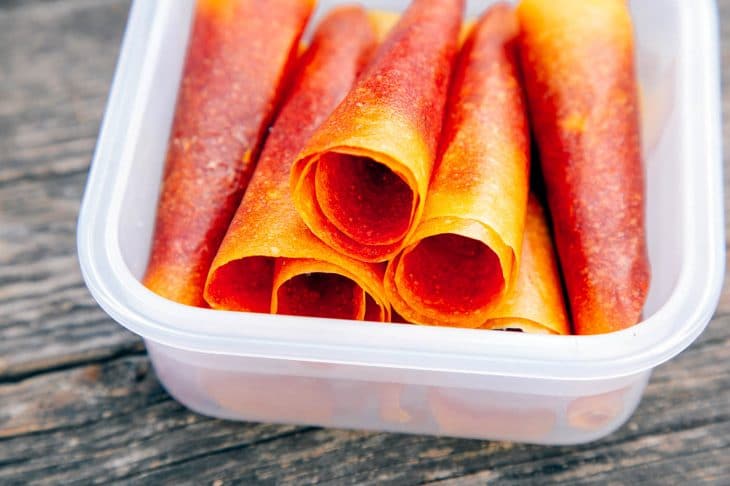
[78,0,724,381]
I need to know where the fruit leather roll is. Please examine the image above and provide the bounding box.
[366,11,400,43]
[384,4,530,327]
[518,0,650,334]
[291,0,464,262]
[480,196,570,335]
[204,7,390,321]
[143,0,314,306]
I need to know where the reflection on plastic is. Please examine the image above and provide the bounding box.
[379,383,412,424]
[202,370,334,425]
[567,387,628,431]
[428,388,555,441]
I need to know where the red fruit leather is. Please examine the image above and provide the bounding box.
[143,0,314,306]
[518,0,650,334]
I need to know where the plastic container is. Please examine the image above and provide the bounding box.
[77,0,724,444]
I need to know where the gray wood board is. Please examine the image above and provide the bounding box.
[1,0,729,484]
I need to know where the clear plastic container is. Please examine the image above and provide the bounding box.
[77,0,724,444]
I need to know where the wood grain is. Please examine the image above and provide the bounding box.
[0,0,141,381]
[0,0,729,484]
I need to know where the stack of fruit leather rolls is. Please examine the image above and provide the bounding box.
[290,0,464,263]
[385,3,531,327]
[205,6,391,321]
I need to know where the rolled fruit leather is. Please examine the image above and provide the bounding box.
[290,0,464,263]
[366,10,400,42]
[143,0,314,306]
[367,10,475,47]
[204,6,391,321]
[480,195,571,335]
[518,0,650,334]
[385,4,530,327]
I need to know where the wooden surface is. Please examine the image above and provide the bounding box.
[1,0,729,484]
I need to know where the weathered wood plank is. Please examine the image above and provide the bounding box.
[0,0,140,380]
[719,0,730,318]
[0,0,729,484]
[0,355,311,484]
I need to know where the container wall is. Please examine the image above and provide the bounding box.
[147,340,650,444]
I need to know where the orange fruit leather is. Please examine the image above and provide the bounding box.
[204,6,392,321]
[385,4,530,327]
[290,0,464,263]
[480,196,571,335]
[518,0,650,334]
[366,10,400,42]
[143,0,314,307]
